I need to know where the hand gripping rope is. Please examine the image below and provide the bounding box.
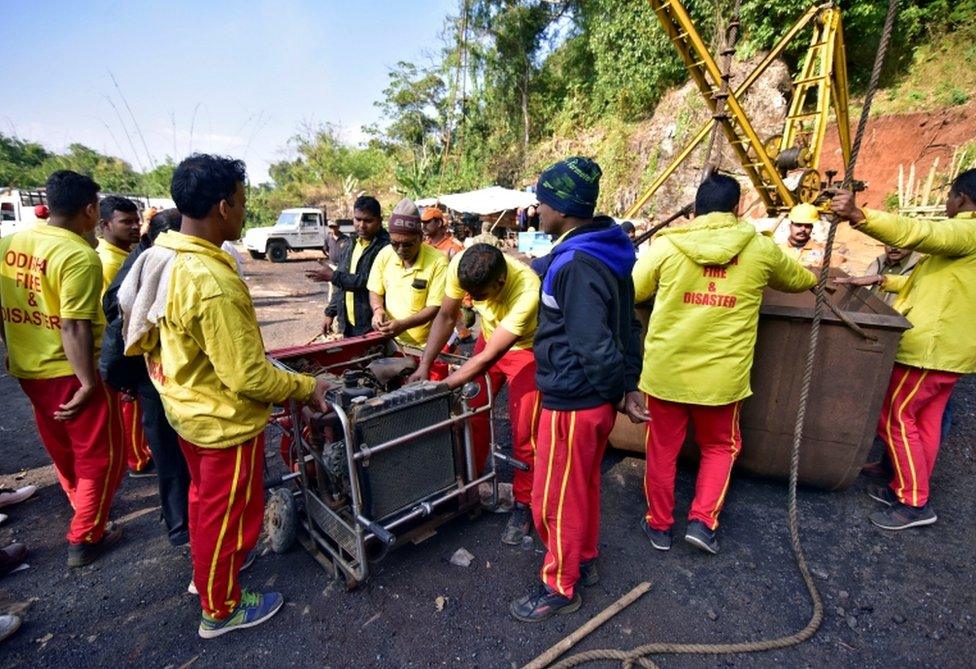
[534,1,900,666]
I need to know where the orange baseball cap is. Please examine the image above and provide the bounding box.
[421,207,444,222]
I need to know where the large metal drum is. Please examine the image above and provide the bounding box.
[609,279,911,490]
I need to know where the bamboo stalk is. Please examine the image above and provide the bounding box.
[898,163,907,209]
[521,582,654,669]
[907,163,917,208]
[921,157,938,208]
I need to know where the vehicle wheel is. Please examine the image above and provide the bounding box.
[267,241,288,263]
[264,488,297,553]
[248,250,266,260]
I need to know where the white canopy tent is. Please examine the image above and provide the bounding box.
[415,186,537,216]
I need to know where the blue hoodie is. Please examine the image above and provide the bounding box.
[533,217,643,410]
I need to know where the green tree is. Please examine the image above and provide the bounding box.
[29,143,141,193]
[0,134,50,187]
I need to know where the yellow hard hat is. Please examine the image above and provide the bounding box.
[789,203,820,224]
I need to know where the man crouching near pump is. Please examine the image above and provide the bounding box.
[408,243,542,546]
[510,157,646,622]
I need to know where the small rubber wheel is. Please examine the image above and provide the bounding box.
[264,488,297,553]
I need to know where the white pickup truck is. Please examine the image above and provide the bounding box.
[243,207,339,262]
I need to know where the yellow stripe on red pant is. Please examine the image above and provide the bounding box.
[208,442,244,614]
[229,437,260,600]
[710,402,741,526]
[88,385,119,542]
[553,411,577,597]
[895,370,927,506]
[884,367,911,499]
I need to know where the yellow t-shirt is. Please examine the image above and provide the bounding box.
[445,249,539,350]
[367,243,447,347]
[345,238,368,327]
[0,225,105,379]
[96,238,130,295]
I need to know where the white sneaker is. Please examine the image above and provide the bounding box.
[187,549,255,596]
[0,485,37,509]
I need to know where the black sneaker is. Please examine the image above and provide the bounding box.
[509,584,582,623]
[684,520,719,555]
[640,518,672,551]
[501,502,532,546]
[870,503,937,530]
[579,560,599,587]
[67,526,124,567]
[866,483,899,507]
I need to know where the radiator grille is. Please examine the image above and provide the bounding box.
[304,489,358,556]
[356,385,456,521]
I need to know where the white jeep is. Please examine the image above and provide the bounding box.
[243,207,334,262]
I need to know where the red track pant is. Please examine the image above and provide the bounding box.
[468,336,541,504]
[19,376,125,544]
[643,395,742,531]
[180,433,265,620]
[877,363,960,508]
[532,404,616,598]
[120,395,153,472]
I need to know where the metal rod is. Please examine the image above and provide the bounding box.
[330,399,369,582]
[632,202,694,248]
[462,389,477,483]
[362,471,497,542]
[318,351,385,372]
[354,405,492,461]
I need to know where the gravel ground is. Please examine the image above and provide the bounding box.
[0,250,972,668]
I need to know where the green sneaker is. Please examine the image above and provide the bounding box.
[198,590,284,639]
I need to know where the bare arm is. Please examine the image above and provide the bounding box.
[408,296,461,381]
[378,305,440,338]
[442,326,518,390]
[369,291,387,330]
[56,318,98,420]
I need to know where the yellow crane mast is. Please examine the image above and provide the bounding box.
[625,1,852,218]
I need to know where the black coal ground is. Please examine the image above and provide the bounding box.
[1,365,973,668]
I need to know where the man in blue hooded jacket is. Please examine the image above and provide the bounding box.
[510,157,647,622]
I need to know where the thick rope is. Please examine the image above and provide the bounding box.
[546,1,900,666]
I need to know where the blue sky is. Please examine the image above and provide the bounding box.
[1,0,458,182]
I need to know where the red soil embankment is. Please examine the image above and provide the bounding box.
[821,103,976,209]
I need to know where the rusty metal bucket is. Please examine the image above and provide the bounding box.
[609,278,912,490]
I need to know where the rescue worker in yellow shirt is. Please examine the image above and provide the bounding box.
[96,196,141,293]
[367,198,449,378]
[830,169,976,531]
[779,203,824,267]
[96,196,154,477]
[409,243,542,545]
[123,155,330,638]
[0,170,125,567]
[634,173,816,554]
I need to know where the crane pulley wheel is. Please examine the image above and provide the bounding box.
[795,169,822,204]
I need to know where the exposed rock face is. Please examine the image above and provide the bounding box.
[618,54,792,219]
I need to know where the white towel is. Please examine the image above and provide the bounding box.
[118,245,177,353]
